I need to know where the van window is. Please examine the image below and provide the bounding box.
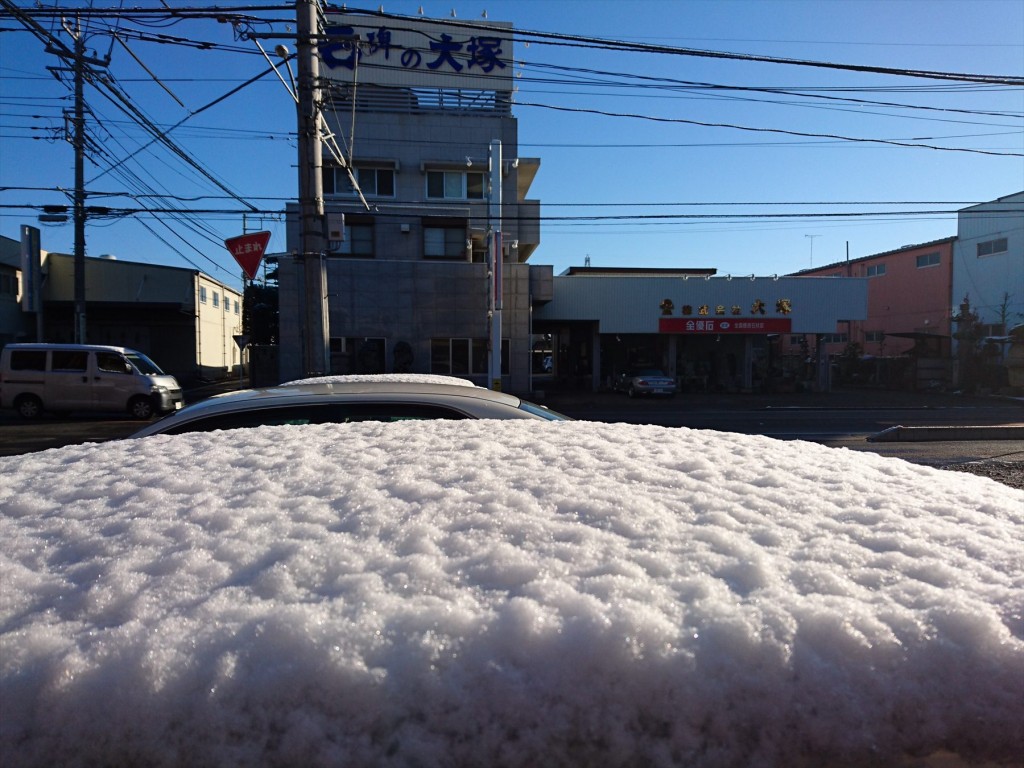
[52,351,88,371]
[9,350,47,371]
[124,351,165,375]
[97,352,131,375]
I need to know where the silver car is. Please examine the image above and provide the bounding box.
[614,368,678,398]
[131,379,569,437]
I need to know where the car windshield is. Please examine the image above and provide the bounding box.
[633,369,666,377]
[125,352,165,375]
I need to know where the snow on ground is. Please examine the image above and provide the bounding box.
[1,420,1022,768]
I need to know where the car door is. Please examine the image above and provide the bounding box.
[48,350,92,411]
[93,351,135,412]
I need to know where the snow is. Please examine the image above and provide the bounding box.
[282,373,477,387]
[1,420,1022,768]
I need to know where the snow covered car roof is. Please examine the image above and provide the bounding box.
[131,379,568,437]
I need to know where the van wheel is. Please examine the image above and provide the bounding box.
[15,395,43,420]
[128,395,155,420]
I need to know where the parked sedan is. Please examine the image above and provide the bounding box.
[131,379,569,437]
[614,368,677,398]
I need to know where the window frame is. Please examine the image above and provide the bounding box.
[323,165,396,198]
[865,263,887,277]
[431,338,509,375]
[329,215,375,257]
[977,238,1008,258]
[915,252,940,268]
[426,170,486,200]
[423,218,468,260]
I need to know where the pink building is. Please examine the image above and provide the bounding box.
[786,238,956,385]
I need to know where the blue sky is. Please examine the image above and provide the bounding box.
[1,0,1021,289]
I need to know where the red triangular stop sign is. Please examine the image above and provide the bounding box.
[224,231,271,280]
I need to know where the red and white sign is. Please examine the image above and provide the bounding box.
[224,231,271,280]
[660,317,792,334]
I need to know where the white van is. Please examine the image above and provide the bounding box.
[0,343,184,419]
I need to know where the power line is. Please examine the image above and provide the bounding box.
[516,100,1023,157]
[345,8,1024,86]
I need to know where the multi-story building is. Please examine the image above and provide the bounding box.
[278,13,546,391]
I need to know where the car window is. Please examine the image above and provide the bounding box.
[124,352,165,375]
[159,402,469,435]
[97,353,131,374]
[9,350,47,371]
[51,351,88,371]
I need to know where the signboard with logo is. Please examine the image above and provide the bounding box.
[321,15,513,91]
[660,317,793,334]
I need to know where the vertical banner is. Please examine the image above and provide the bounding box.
[20,225,40,313]
[493,230,503,310]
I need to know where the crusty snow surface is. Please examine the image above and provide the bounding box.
[2,420,1022,767]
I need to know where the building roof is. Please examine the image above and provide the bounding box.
[789,236,957,276]
[560,266,716,277]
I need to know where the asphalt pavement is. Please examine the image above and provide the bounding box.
[536,386,1024,441]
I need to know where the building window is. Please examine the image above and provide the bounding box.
[916,252,940,268]
[423,221,468,259]
[329,217,375,257]
[431,338,508,375]
[324,165,395,197]
[977,238,1008,257]
[225,296,230,312]
[426,170,485,200]
[199,286,207,303]
[866,263,887,277]
[819,333,848,344]
[234,300,240,315]
[328,337,387,374]
[865,331,885,343]
[213,292,220,308]
[357,167,395,197]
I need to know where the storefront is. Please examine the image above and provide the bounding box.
[531,269,868,394]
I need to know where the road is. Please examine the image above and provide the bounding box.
[1,386,1022,471]
[542,389,1024,469]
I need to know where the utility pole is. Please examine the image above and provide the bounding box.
[296,0,329,375]
[72,19,87,343]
